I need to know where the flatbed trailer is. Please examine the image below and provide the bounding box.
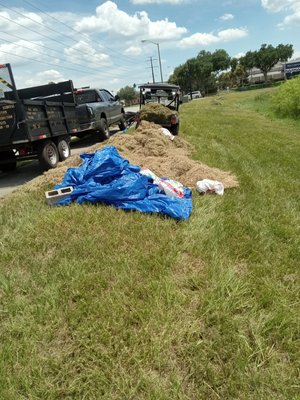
[0,63,79,171]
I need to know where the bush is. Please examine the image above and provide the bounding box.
[271,76,300,118]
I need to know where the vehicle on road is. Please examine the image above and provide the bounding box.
[0,64,127,172]
[0,63,78,172]
[188,90,202,99]
[138,82,181,135]
[74,87,126,141]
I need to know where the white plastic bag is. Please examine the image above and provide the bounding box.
[196,179,224,195]
[140,168,184,198]
[160,127,175,141]
[158,178,184,198]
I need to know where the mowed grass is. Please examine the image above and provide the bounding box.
[0,89,299,399]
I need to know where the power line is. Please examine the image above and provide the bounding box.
[0,48,144,81]
[10,0,138,65]
[0,2,148,84]
[0,11,138,72]
[0,33,141,77]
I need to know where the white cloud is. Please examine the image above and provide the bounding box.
[261,0,300,28]
[234,52,246,59]
[178,28,248,48]
[261,0,298,12]
[64,41,111,67]
[278,9,300,27]
[24,70,66,86]
[0,11,43,33]
[0,40,46,65]
[75,1,186,40]
[220,13,234,21]
[124,46,142,56]
[131,0,188,3]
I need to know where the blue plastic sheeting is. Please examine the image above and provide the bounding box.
[55,146,192,220]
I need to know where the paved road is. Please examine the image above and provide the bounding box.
[0,106,140,199]
[0,128,120,199]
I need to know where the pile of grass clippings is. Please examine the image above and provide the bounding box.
[24,120,238,191]
[139,103,178,125]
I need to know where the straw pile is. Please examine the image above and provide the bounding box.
[139,103,178,125]
[24,120,238,191]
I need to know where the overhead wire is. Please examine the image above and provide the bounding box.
[0,2,147,83]
[0,33,142,78]
[0,12,142,75]
[22,0,139,65]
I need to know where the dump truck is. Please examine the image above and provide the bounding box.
[0,63,79,172]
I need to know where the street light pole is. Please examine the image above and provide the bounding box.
[141,40,163,82]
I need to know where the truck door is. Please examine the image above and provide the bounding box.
[100,90,121,124]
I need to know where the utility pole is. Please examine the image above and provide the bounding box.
[141,40,163,82]
[146,56,157,83]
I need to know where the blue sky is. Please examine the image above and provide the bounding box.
[1,0,300,92]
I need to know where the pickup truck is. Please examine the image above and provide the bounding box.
[74,88,126,140]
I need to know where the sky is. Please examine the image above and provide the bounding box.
[0,0,300,93]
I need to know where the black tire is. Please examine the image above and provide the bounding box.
[118,114,127,131]
[0,150,17,172]
[57,137,71,161]
[98,118,110,141]
[37,140,59,170]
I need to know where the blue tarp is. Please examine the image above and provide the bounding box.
[55,146,192,220]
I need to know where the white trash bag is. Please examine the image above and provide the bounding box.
[196,179,224,196]
[140,168,184,198]
[160,127,175,141]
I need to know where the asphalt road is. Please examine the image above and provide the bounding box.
[0,129,120,199]
[0,106,140,199]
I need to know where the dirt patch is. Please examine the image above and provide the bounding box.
[24,120,238,191]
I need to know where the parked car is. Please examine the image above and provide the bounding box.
[188,90,202,99]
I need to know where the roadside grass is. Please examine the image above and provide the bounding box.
[0,89,299,399]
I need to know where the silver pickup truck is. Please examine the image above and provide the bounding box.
[74,88,127,140]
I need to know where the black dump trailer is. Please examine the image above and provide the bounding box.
[0,63,80,171]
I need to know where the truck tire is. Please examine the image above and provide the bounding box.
[118,114,127,131]
[0,150,17,172]
[57,137,71,161]
[37,140,59,170]
[98,118,110,141]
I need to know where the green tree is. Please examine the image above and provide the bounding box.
[117,85,137,106]
[169,49,230,94]
[212,49,231,73]
[252,43,293,83]
[230,58,238,72]
[239,51,256,84]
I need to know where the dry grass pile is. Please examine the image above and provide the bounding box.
[139,103,177,125]
[25,120,238,191]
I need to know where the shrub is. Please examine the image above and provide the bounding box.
[271,76,300,118]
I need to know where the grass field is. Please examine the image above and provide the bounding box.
[0,88,299,399]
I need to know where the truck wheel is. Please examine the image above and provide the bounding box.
[0,150,17,172]
[57,137,71,161]
[118,114,127,131]
[37,140,59,170]
[98,118,110,141]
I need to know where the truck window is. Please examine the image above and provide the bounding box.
[100,90,114,102]
[75,90,102,104]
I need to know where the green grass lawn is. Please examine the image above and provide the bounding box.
[0,89,299,399]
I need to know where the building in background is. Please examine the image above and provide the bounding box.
[248,58,300,83]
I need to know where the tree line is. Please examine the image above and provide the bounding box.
[117,43,293,102]
[168,43,293,94]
